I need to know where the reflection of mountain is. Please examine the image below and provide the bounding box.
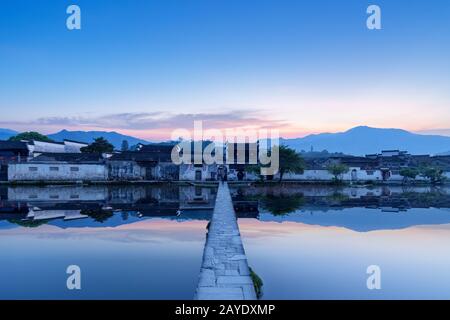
[259,209,450,232]
[231,185,450,231]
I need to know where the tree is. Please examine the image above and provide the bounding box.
[8,131,54,143]
[81,137,114,153]
[326,163,349,182]
[420,166,445,184]
[400,167,419,183]
[276,145,305,182]
[121,140,129,152]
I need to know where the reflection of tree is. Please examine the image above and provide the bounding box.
[121,212,129,221]
[7,219,49,228]
[327,192,350,202]
[81,209,113,223]
[260,193,304,215]
[401,189,449,207]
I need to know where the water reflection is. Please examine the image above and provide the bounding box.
[231,185,450,299]
[0,185,217,229]
[0,185,218,299]
[2,184,450,299]
[230,185,450,231]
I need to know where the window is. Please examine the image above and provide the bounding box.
[70,194,80,199]
[366,170,374,175]
[28,167,38,172]
[49,195,59,199]
[49,167,59,171]
[70,167,79,172]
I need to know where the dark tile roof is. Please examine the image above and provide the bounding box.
[137,143,177,154]
[109,152,160,162]
[0,140,29,151]
[329,156,380,168]
[27,140,65,145]
[31,153,103,162]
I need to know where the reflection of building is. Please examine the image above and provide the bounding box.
[0,185,217,224]
[231,185,450,211]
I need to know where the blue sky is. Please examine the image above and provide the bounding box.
[0,0,449,140]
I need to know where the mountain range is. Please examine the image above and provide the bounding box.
[1,126,450,155]
[281,126,450,155]
[0,129,149,149]
[0,128,18,141]
[47,130,149,149]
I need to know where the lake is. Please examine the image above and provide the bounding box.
[1,184,450,299]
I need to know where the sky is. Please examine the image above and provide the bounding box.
[0,0,449,140]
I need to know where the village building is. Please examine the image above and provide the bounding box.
[62,139,89,153]
[0,141,30,181]
[178,141,223,181]
[108,152,158,181]
[109,143,180,181]
[138,143,180,180]
[7,153,107,182]
[226,142,259,181]
[27,139,88,156]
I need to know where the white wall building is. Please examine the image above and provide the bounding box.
[179,163,219,181]
[282,167,383,181]
[8,162,108,182]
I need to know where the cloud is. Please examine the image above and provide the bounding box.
[37,111,288,130]
[0,110,290,135]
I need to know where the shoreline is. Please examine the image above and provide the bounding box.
[1,180,448,187]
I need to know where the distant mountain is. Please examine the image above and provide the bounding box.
[0,128,18,141]
[282,126,450,156]
[48,130,149,149]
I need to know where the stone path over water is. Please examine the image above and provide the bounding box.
[195,182,257,300]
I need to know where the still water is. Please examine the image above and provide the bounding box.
[0,185,215,299]
[231,185,450,299]
[1,184,450,299]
